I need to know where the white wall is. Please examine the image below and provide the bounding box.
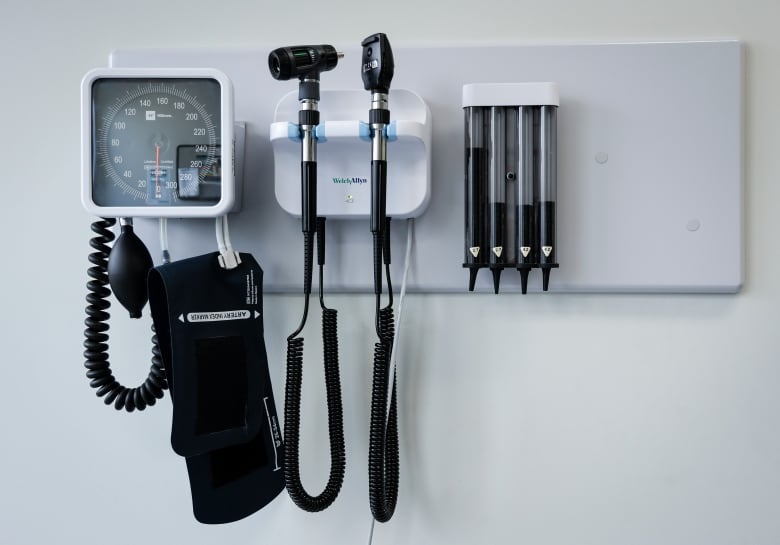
[2,1,779,544]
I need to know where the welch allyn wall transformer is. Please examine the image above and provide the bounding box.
[270,89,432,219]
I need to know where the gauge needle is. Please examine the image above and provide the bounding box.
[155,145,160,197]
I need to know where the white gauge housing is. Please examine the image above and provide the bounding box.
[81,67,234,218]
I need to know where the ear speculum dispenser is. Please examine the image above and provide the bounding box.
[463,83,559,293]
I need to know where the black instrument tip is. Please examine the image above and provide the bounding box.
[468,268,479,292]
[519,268,530,294]
[542,268,551,292]
[491,268,502,294]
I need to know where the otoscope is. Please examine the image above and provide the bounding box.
[362,32,400,524]
[268,44,346,512]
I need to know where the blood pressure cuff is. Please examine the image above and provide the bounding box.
[148,252,284,523]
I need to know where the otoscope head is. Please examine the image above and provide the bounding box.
[361,33,394,93]
[268,45,342,80]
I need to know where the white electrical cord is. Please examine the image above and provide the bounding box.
[216,214,241,269]
[366,218,414,545]
[386,219,413,425]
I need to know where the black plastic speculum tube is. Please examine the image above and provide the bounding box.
[515,106,535,294]
[537,105,559,291]
[463,107,489,291]
[487,106,508,294]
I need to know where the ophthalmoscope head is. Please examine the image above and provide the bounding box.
[361,33,394,94]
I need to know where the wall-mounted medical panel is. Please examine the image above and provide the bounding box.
[111,40,743,293]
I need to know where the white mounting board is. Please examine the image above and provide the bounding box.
[110,41,743,293]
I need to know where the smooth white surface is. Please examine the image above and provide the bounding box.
[2,2,779,545]
[462,82,560,106]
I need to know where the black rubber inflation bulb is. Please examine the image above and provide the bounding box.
[107,219,154,318]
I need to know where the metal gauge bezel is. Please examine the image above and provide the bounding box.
[81,67,234,218]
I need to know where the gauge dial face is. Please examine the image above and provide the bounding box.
[91,77,223,208]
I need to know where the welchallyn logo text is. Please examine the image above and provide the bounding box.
[332,177,367,185]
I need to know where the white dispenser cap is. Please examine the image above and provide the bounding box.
[462,82,559,107]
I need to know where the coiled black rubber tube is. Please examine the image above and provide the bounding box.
[83,218,167,412]
[368,230,400,523]
[284,229,346,511]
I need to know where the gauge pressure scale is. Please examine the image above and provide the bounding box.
[82,68,234,217]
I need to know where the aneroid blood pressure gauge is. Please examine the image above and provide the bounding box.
[81,68,234,217]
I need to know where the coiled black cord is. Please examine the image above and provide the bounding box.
[83,218,168,412]
[284,222,345,511]
[368,223,400,523]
